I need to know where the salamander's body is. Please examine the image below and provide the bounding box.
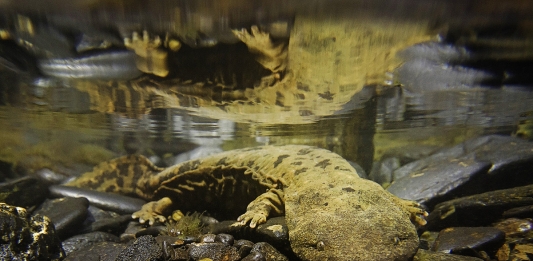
[67,145,426,260]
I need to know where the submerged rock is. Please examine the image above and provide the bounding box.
[426,184,533,230]
[34,197,89,239]
[0,203,65,260]
[413,249,483,261]
[0,176,49,208]
[64,241,125,261]
[388,135,533,208]
[431,227,505,257]
[115,235,164,261]
[62,231,120,256]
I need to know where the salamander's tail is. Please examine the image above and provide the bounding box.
[65,155,163,199]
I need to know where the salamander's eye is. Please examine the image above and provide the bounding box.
[316,241,325,251]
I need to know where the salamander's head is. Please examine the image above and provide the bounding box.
[287,209,419,261]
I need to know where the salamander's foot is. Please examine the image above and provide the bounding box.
[237,211,267,228]
[132,197,173,225]
[124,30,169,77]
[397,198,428,226]
[232,25,287,73]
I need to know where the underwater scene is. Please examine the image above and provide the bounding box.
[1,0,533,260]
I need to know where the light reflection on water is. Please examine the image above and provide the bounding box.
[0,0,532,178]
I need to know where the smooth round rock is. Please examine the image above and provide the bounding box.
[234,239,254,258]
[34,197,89,239]
[49,185,145,214]
[215,234,234,246]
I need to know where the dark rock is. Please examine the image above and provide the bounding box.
[502,205,533,218]
[234,239,254,258]
[242,251,266,261]
[208,220,247,235]
[243,242,288,261]
[413,249,484,261]
[0,203,65,260]
[49,185,146,214]
[388,135,533,208]
[34,197,89,239]
[427,184,533,230]
[188,242,240,261]
[0,176,49,208]
[369,157,401,185]
[62,231,120,255]
[198,233,217,243]
[432,227,505,257]
[121,221,146,241]
[135,225,167,238]
[215,234,234,246]
[255,217,290,252]
[493,218,533,238]
[64,241,125,261]
[115,235,164,261]
[80,205,131,234]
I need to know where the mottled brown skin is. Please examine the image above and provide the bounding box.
[67,145,426,261]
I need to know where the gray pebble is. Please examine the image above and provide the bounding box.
[215,233,234,246]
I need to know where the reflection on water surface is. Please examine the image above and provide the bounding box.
[0,0,532,173]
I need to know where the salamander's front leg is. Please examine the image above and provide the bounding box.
[132,197,173,225]
[237,188,284,228]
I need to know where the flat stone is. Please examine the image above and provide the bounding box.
[388,135,533,208]
[34,197,89,239]
[427,184,533,230]
[62,231,120,255]
[0,203,65,260]
[432,227,505,256]
[413,249,483,261]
